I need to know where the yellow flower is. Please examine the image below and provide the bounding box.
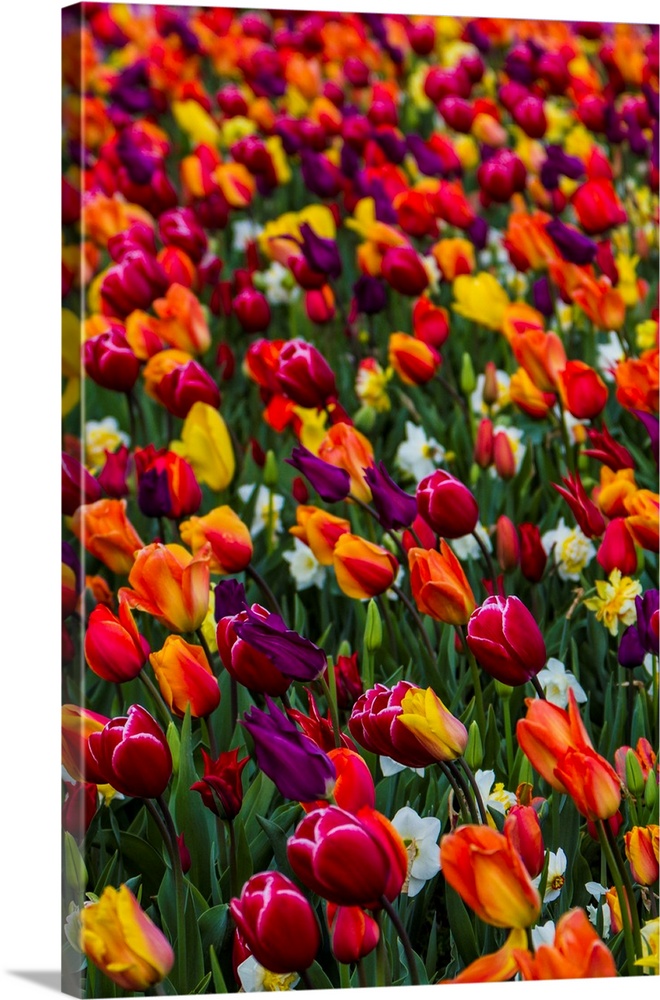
[84,417,129,470]
[407,65,432,111]
[452,273,510,330]
[171,401,235,491]
[615,254,640,307]
[265,136,291,185]
[564,125,596,160]
[62,308,81,417]
[636,319,658,351]
[218,115,256,147]
[454,135,479,171]
[584,569,642,636]
[292,405,328,454]
[355,360,393,414]
[398,686,468,762]
[636,917,659,972]
[172,99,220,146]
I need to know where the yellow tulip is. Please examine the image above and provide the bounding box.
[398,686,468,762]
[452,273,510,330]
[171,402,235,491]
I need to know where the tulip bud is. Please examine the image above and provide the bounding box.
[644,770,657,810]
[364,599,382,652]
[504,805,545,878]
[482,361,499,406]
[263,449,278,490]
[493,431,516,479]
[474,418,494,468]
[467,595,546,687]
[233,287,271,333]
[625,748,646,797]
[460,352,477,395]
[597,519,638,575]
[416,470,479,539]
[496,516,520,572]
[465,720,484,770]
[519,523,547,583]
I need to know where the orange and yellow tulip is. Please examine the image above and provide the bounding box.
[510,328,567,392]
[388,333,440,386]
[120,542,210,633]
[397,686,468,762]
[289,506,350,566]
[554,746,622,820]
[442,929,527,983]
[516,689,593,791]
[71,499,144,575]
[153,282,211,355]
[624,490,660,551]
[408,543,476,625]
[513,907,616,979]
[333,534,399,600]
[150,635,220,718]
[624,825,659,886]
[317,423,375,504]
[179,505,252,574]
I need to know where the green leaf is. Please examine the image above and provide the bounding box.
[170,704,213,896]
[425,913,438,981]
[306,960,335,990]
[256,814,295,881]
[396,939,429,986]
[189,971,212,994]
[445,884,479,967]
[210,944,228,993]
[118,831,165,896]
[199,903,229,955]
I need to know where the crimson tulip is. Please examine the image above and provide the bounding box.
[467,595,546,686]
[88,705,172,798]
[230,872,320,974]
[416,470,479,539]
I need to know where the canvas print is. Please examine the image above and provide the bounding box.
[62,3,659,995]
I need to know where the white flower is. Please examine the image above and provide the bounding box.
[449,521,491,561]
[384,564,405,602]
[380,756,425,778]
[84,417,129,470]
[238,484,284,541]
[531,920,556,950]
[586,882,612,939]
[282,538,326,591]
[474,769,517,816]
[542,517,596,582]
[254,261,300,305]
[561,407,589,445]
[596,331,626,382]
[491,423,526,474]
[533,849,567,902]
[470,369,510,417]
[395,421,445,482]
[238,955,299,992]
[536,658,587,709]
[391,806,442,897]
[232,218,263,252]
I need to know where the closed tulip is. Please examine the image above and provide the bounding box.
[217,608,291,697]
[149,635,220,718]
[136,448,202,520]
[409,543,476,625]
[440,825,541,928]
[191,747,249,820]
[317,423,375,503]
[554,747,622,820]
[333,534,399,600]
[412,295,451,348]
[624,490,660,552]
[597,518,638,575]
[80,884,174,991]
[514,907,617,980]
[398,685,469,762]
[416,470,479,539]
[84,327,141,393]
[388,333,440,385]
[120,542,210,633]
[153,282,211,354]
[171,401,235,492]
[287,804,408,908]
[62,705,110,785]
[286,447,351,504]
[327,904,379,964]
[511,329,567,392]
[380,246,429,296]
[303,747,375,814]
[230,604,327,683]
[518,523,547,582]
[276,339,337,408]
[516,689,593,792]
[88,705,172,798]
[571,178,627,235]
[84,598,150,683]
[503,805,545,878]
[289,506,350,565]
[71,499,144,575]
[624,825,659,886]
[467,596,546,686]
[180,505,253,574]
[230,872,320,974]
[152,358,221,419]
[559,360,608,419]
[363,462,417,531]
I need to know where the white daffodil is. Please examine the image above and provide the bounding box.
[474,769,517,816]
[232,218,263,252]
[238,484,284,542]
[391,806,442,897]
[470,369,510,417]
[254,261,300,306]
[596,331,626,382]
[282,538,326,591]
[491,423,526,474]
[541,517,596,582]
[536,658,587,709]
[449,522,492,561]
[238,955,299,992]
[585,882,612,939]
[380,757,425,778]
[533,849,567,902]
[84,416,130,470]
[395,421,445,482]
[531,920,556,950]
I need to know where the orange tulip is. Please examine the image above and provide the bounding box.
[624,825,660,886]
[408,543,476,625]
[388,333,440,385]
[179,505,253,574]
[500,303,545,345]
[289,506,351,566]
[502,208,556,271]
[153,282,211,354]
[431,238,475,281]
[624,490,660,551]
[62,704,110,785]
[510,328,567,392]
[149,635,220,718]
[120,542,210,633]
[595,467,638,519]
[513,907,617,979]
[440,825,541,929]
[442,929,527,984]
[317,423,375,504]
[333,534,399,600]
[71,499,144,575]
[516,689,593,792]
[614,348,659,414]
[554,746,622,820]
[509,367,556,418]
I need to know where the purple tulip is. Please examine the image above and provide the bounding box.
[546,219,597,265]
[353,276,387,316]
[241,697,337,801]
[619,591,659,668]
[286,446,350,503]
[467,216,489,250]
[232,606,327,682]
[532,277,554,317]
[298,223,342,280]
[363,462,417,530]
[214,580,248,623]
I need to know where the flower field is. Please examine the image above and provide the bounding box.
[61,5,659,995]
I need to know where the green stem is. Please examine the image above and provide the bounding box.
[157,796,188,992]
[456,757,489,826]
[357,959,368,989]
[201,714,219,759]
[139,671,172,731]
[466,647,486,736]
[379,895,420,986]
[227,819,239,900]
[245,563,284,618]
[318,673,342,749]
[503,697,515,777]
[606,820,643,958]
[597,820,639,975]
[470,529,497,588]
[339,962,351,990]
[439,761,473,824]
[391,583,436,665]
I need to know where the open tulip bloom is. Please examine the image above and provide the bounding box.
[62,6,658,995]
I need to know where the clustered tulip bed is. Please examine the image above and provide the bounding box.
[61,4,659,996]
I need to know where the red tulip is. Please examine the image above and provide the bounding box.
[416,470,479,539]
[467,595,546,686]
[597,519,638,575]
[88,705,173,798]
[380,246,429,296]
[504,805,545,878]
[84,598,150,683]
[230,872,320,974]
[326,904,379,964]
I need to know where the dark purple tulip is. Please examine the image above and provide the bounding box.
[353,276,387,315]
[467,216,489,250]
[116,130,159,185]
[241,697,337,801]
[532,277,554,317]
[214,580,248,623]
[300,150,342,198]
[619,591,659,668]
[632,410,659,468]
[363,461,417,530]
[286,446,351,503]
[97,445,131,499]
[232,607,327,682]
[298,224,342,280]
[407,134,444,176]
[109,60,155,115]
[62,453,102,516]
[62,540,82,592]
[373,127,407,163]
[546,219,598,265]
